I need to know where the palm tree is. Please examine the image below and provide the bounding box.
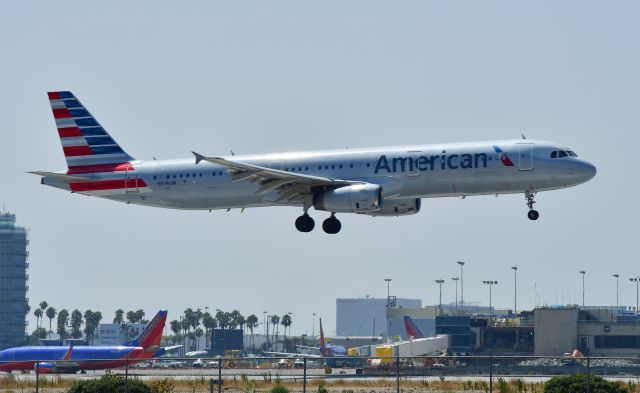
[270,315,280,346]
[113,309,124,324]
[39,301,48,314]
[70,309,83,339]
[57,309,70,340]
[281,314,292,342]
[84,310,102,345]
[135,309,146,323]
[126,310,138,324]
[194,328,204,350]
[246,314,258,349]
[33,309,43,329]
[202,312,216,349]
[45,307,56,338]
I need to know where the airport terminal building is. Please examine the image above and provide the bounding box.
[336,297,421,337]
[0,212,29,350]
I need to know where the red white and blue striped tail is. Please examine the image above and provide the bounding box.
[47,91,134,174]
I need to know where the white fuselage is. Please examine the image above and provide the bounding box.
[43,139,596,212]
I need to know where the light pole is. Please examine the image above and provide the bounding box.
[579,271,586,307]
[511,266,518,315]
[312,313,316,346]
[457,261,465,311]
[435,279,445,315]
[613,274,619,310]
[263,311,268,350]
[451,277,459,312]
[483,280,498,323]
[631,277,640,317]
[384,278,392,307]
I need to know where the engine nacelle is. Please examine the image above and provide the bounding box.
[366,198,421,217]
[314,184,382,213]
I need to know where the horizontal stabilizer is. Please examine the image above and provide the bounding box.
[28,171,95,183]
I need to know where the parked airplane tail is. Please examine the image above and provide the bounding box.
[319,318,329,357]
[122,310,168,348]
[47,91,134,174]
[403,316,425,339]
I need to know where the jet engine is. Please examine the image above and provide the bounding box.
[367,198,421,216]
[314,184,382,213]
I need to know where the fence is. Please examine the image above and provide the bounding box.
[2,355,640,393]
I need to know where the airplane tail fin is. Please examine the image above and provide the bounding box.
[403,316,425,339]
[319,318,329,357]
[122,310,168,348]
[47,91,134,174]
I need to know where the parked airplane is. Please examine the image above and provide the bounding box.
[0,311,177,374]
[32,91,597,234]
[264,318,357,367]
[403,316,426,339]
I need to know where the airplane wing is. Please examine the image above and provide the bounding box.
[163,345,183,352]
[28,171,95,183]
[192,152,363,204]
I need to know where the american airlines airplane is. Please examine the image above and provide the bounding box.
[32,91,597,234]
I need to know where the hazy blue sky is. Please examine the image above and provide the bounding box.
[1,1,638,335]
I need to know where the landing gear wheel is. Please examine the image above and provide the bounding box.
[295,214,315,232]
[322,215,342,234]
[525,192,539,221]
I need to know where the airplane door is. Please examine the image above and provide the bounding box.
[124,167,139,193]
[518,144,534,171]
[407,152,421,177]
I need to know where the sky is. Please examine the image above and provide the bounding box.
[1,1,638,336]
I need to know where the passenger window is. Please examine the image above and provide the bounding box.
[559,151,568,158]
[219,171,223,176]
[318,166,322,170]
[325,165,329,170]
[350,164,354,168]
[172,175,176,179]
[186,174,189,178]
[339,164,343,169]
[551,151,558,158]
[153,175,157,180]
[212,172,216,176]
[199,173,203,177]
[331,165,335,169]
[305,166,309,171]
[366,163,371,167]
[298,167,302,171]
[166,175,170,179]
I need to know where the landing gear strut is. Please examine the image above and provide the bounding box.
[525,192,539,220]
[295,213,315,232]
[322,214,342,234]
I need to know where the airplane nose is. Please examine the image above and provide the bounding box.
[577,161,597,182]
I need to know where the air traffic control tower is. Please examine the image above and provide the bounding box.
[0,211,29,349]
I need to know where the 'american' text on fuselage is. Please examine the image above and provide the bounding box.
[374,153,489,174]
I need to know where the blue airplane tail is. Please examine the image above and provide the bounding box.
[403,316,425,339]
[122,310,168,348]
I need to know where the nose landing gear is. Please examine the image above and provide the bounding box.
[525,192,539,220]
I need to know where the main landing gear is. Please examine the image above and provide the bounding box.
[525,192,540,221]
[295,212,342,234]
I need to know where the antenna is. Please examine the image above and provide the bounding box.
[521,133,527,140]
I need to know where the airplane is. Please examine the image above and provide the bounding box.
[403,316,426,339]
[32,91,597,234]
[264,318,358,367]
[0,310,178,374]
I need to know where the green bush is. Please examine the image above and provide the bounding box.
[544,374,627,393]
[67,373,150,393]
[270,384,289,393]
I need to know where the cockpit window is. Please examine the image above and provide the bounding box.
[551,150,577,158]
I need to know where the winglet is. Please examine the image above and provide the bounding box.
[192,151,206,165]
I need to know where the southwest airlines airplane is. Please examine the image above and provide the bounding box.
[0,311,175,374]
[32,91,597,234]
